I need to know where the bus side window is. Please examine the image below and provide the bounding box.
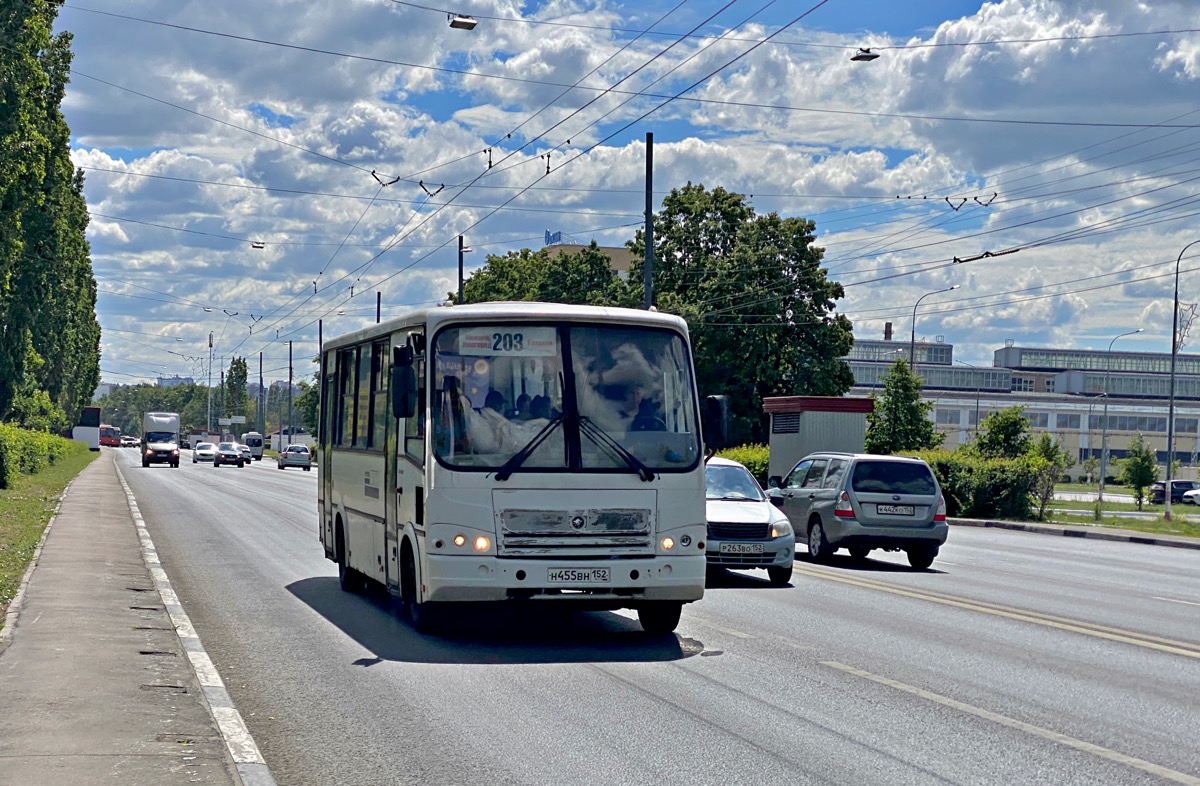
[355,344,372,447]
[370,341,388,449]
[339,347,357,446]
[404,334,426,462]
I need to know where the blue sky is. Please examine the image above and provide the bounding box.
[54,0,1200,382]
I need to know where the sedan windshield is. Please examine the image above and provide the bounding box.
[432,322,699,473]
[705,464,764,501]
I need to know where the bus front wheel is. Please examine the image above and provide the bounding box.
[401,545,438,633]
[637,602,682,635]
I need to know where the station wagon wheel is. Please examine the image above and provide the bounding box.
[807,519,833,563]
[906,544,938,570]
[847,546,870,561]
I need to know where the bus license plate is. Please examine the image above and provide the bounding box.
[547,567,610,584]
[877,504,914,516]
[719,543,763,554]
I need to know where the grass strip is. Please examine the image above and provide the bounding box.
[1049,513,1200,538]
[0,450,98,629]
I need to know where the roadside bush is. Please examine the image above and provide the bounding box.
[715,443,769,485]
[913,449,1043,520]
[0,425,86,489]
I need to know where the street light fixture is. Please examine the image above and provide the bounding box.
[911,285,959,373]
[851,48,880,62]
[448,13,477,30]
[1098,328,1143,506]
[1165,240,1200,521]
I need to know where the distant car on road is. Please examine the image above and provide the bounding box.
[120,435,139,449]
[1150,480,1200,505]
[236,443,252,466]
[192,442,217,463]
[768,452,946,570]
[277,444,311,471]
[213,442,245,468]
[704,457,794,585]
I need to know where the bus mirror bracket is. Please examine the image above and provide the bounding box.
[702,395,731,452]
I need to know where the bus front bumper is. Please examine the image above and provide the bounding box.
[423,554,706,604]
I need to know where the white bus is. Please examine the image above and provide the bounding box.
[317,302,721,634]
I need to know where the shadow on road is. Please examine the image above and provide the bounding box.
[286,576,704,665]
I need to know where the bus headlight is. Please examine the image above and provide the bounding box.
[474,536,490,551]
[661,536,675,550]
[453,535,466,547]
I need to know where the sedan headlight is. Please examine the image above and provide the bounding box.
[770,520,792,539]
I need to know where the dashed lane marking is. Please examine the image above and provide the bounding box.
[1153,596,1200,607]
[823,661,1200,785]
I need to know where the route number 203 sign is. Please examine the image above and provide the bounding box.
[457,326,557,357]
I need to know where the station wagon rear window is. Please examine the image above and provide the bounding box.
[851,461,936,495]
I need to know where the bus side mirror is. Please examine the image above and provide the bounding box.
[391,366,417,419]
[702,395,731,451]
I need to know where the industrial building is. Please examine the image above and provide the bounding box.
[848,332,1200,467]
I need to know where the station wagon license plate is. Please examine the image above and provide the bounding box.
[547,567,610,584]
[719,543,763,554]
[876,504,915,516]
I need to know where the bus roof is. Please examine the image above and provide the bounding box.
[322,301,690,353]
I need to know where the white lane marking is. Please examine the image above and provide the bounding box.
[115,463,276,780]
[1153,596,1200,607]
[823,661,1200,785]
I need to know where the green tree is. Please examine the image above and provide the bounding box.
[462,242,626,306]
[0,1,99,422]
[223,357,250,432]
[1031,434,1076,521]
[863,358,942,454]
[1118,433,1159,510]
[1081,455,1099,484]
[627,184,853,440]
[974,406,1031,459]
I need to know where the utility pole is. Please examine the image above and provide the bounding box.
[643,132,654,310]
[207,332,214,432]
[258,352,264,434]
[287,340,293,448]
[458,235,465,304]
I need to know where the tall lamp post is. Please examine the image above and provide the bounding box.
[911,285,959,372]
[1099,328,1143,506]
[1165,239,1200,521]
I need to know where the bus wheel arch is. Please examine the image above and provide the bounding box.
[400,538,436,633]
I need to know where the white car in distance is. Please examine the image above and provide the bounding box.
[192,442,217,463]
[277,444,311,471]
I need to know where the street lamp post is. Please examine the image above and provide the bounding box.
[1099,328,1144,506]
[1165,240,1200,521]
[911,285,959,373]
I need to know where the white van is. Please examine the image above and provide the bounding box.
[243,431,264,461]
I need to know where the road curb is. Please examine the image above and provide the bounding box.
[0,478,74,657]
[115,462,278,786]
[949,517,1200,551]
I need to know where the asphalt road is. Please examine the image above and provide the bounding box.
[117,450,1200,786]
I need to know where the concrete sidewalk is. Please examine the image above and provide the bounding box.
[0,451,242,785]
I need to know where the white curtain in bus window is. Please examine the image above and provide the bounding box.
[370,341,388,449]
[433,326,566,468]
[570,326,698,469]
[356,345,372,447]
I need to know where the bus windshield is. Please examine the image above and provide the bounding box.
[432,323,700,473]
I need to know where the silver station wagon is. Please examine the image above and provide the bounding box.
[767,453,947,570]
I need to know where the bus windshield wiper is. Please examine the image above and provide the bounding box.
[578,417,655,482]
[495,415,563,481]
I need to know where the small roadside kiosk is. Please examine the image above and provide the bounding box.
[763,396,875,480]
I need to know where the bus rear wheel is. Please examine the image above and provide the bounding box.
[637,602,682,635]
